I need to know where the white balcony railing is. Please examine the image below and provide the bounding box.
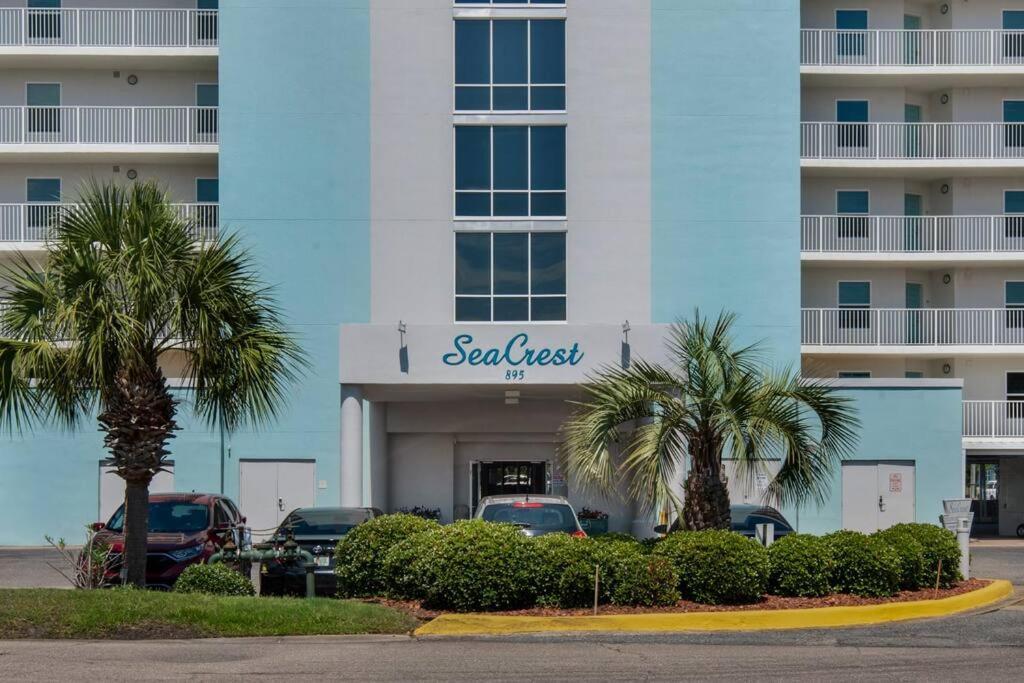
[801,122,1024,160]
[801,215,1024,254]
[0,9,217,48]
[0,106,217,146]
[964,401,1024,439]
[802,308,1024,346]
[0,202,218,243]
[801,29,1024,67]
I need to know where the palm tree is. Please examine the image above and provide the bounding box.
[0,181,304,586]
[561,311,859,531]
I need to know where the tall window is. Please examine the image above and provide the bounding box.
[195,178,219,233]
[1004,10,1024,59]
[1005,190,1024,239]
[836,190,869,239]
[1005,100,1024,147]
[836,100,869,148]
[838,281,870,329]
[1008,372,1024,418]
[455,125,566,218]
[835,9,868,57]
[455,232,566,322]
[1006,281,1024,329]
[455,19,565,112]
[25,177,60,238]
[196,0,218,44]
[27,0,61,42]
[195,83,218,138]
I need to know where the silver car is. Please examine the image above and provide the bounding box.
[474,494,586,537]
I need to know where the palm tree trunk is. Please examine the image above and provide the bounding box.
[123,477,151,587]
[682,441,731,530]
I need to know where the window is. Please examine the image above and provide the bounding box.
[1005,190,1024,238]
[28,0,61,42]
[455,125,566,218]
[26,178,60,236]
[838,371,871,379]
[1004,10,1024,59]
[1008,373,1024,418]
[1006,282,1024,329]
[835,9,867,57]
[838,281,870,329]
[195,83,218,138]
[836,190,869,239]
[1005,101,1024,147]
[455,19,565,112]
[836,100,868,148]
[905,371,924,379]
[26,83,60,136]
[455,231,566,322]
[195,178,219,233]
[196,0,218,44]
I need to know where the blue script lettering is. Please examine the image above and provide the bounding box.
[442,333,584,367]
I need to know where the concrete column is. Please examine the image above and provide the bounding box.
[368,401,389,511]
[340,385,364,507]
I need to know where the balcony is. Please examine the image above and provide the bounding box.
[0,8,217,68]
[801,122,1024,176]
[0,202,218,249]
[801,308,1024,355]
[801,215,1024,264]
[0,106,217,160]
[964,401,1024,445]
[800,29,1024,86]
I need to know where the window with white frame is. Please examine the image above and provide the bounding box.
[838,281,870,329]
[1006,281,1024,328]
[455,125,566,218]
[455,19,565,112]
[455,231,566,322]
[838,371,871,379]
[1008,372,1024,418]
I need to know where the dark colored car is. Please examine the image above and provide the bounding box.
[259,507,381,596]
[474,495,587,538]
[655,504,795,539]
[93,493,249,589]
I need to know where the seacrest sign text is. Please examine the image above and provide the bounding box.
[442,333,584,368]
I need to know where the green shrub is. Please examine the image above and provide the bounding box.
[878,523,961,588]
[174,563,254,597]
[767,534,833,597]
[653,530,769,604]
[531,533,598,608]
[874,527,929,590]
[823,530,901,597]
[335,514,440,597]
[424,520,538,612]
[381,529,440,601]
[605,554,680,607]
[592,532,643,547]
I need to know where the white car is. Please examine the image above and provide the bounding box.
[474,494,586,537]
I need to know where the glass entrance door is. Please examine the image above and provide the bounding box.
[470,461,548,516]
[966,459,999,534]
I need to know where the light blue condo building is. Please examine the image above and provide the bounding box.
[2,0,985,544]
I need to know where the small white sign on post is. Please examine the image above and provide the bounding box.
[755,523,775,547]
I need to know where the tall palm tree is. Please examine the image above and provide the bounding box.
[0,181,304,586]
[561,312,859,531]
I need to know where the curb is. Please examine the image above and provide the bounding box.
[413,579,1014,637]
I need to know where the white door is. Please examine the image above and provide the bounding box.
[98,462,174,523]
[239,460,316,540]
[842,461,916,532]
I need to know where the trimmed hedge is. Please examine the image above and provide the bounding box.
[604,553,680,607]
[823,530,901,597]
[877,523,961,588]
[532,534,598,608]
[381,529,440,601]
[334,514,440,597]
[423,520,538,612]
[654,530,769,604]
[174,563,254,597]
[767,534,833,597]
[874,527,929,590]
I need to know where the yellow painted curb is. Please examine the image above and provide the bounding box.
[414,580,1014,636]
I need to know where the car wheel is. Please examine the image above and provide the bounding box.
[1017,524,1024,538]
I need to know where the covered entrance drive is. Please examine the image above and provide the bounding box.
[471,460,549,517]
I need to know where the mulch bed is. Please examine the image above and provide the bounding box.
[368,579,990,620]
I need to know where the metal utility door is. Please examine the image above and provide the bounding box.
[842,461,916,532]
[239,460,316,539]
[98,462,174,523]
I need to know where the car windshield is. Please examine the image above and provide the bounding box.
[275,510,369,537]
[106,502,210,533]
[480,503,578,532]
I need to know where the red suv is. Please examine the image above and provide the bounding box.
[93,493,249,589]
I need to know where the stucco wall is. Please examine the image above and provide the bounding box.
[0,69,216,107]
[0,162,215,203]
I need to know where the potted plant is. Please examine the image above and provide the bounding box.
[577,508,609,536]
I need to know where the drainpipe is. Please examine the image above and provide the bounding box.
[219,407,225,494]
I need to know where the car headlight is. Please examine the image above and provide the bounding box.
[168,544,205,562]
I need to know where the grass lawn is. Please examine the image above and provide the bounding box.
[0,588,419,639]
